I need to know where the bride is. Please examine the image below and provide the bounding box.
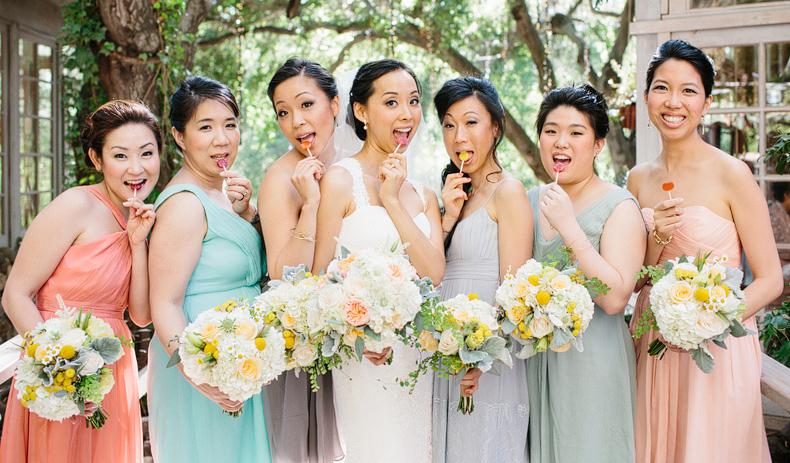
[312,59,445,463]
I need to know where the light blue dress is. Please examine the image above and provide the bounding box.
[147,184,271,463]
[525,186,637,463]
[433,182,530,463]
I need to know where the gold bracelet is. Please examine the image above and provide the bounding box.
[290,228,316,242]
[563,239,592,261]
[652,228,672,246]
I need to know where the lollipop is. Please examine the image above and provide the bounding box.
[217,158,228,171]
[300,140,314,157]
[131,182,143,198]
[393,132,409,158]
[553,162,565,183]
[662,182,674,200]
[458,151,470,175]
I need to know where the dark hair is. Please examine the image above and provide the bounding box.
[80,100,162,169]
[267,58,338,111]
[169,76,239,134]
[645,39,716,98]
[536,83,609,140]
[348,59,422,140]
[773,182,790,202]
[435,77,506,192]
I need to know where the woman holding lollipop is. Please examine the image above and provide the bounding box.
[258,58,343,463]
[432,76,531,463]
[525,83,644,463]
[628,39,782,463]
[146,76,270,463]
[0,100,159,462]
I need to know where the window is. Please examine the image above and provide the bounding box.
[691,0,783,8]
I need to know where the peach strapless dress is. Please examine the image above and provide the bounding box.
[631,206,770,463]
[0,186,142,463]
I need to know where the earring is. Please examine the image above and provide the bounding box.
[363,120,368,131]
[647,120,652,129]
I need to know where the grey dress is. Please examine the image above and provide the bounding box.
[433,182,530,463]
[525,186,637,463]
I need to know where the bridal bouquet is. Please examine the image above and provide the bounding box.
[318,241,437,361]
[406,293,512,414]
[14,296,127,428]
[251,265,347,391]
[169,298,287,416]
[495,259,607,359]
[632,253,750,373]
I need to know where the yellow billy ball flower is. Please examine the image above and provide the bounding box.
[525,329,533,337]
[20,399,28,408]
[26,343,39,358]
[283,330,294,338]
[574,321,581,330]
[59,345,76,360]
[65,368,76,378]
[62,378,72,388]
[284,337,296,350]
[572,329,579,336]
[468,293,479,301]
[255,338,267,350]
[536,291,551,305]
[528,275,540,286]
[518,322,527,332]
[572,314,579,321]
[55,373,64,384]
[305,272,313,278]
[65,386,76,393]
[265,313,276,323]
[520,333,529,339]
[694,288,710,302]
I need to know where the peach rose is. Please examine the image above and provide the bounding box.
[344,296,370,327]
[551,340,572,353]
[669,281,693,304]
[280,313,296,330]
[238,357,261,381]
[551,275,572,291]
[515,283,529,300]
[418,330,439,353]
[234,318,258,340]
[389,264,404,284]
[507,305,527,324]
[200,320,221,342]
[710,285,727,301]
[529,315,553,339]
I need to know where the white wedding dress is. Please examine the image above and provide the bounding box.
[331,158,433,463]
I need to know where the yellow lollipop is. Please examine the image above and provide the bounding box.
[459,151,469,174]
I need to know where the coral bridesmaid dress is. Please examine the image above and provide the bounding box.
[631,206,770,463]
[0,186,142,463]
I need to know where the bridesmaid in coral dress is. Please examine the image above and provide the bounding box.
[627,40,783,463]
[0,100,159,462]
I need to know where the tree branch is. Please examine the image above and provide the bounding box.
[589,0,621,17]
[329,33,370,73]
[509,0,555,91]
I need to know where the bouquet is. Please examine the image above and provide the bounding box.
[168,298,287,416]
[632,253,750,373]
[317,241,437,361]
[495,259,607,359]
[405,293,512,414]
[251,265,347,391]
[14,296,127,428]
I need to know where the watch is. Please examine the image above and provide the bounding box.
[249,206,260,225]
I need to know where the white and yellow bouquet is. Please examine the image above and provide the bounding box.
[14,296,126,428]
[496,259,607,359]
[404,293,512,414]
[168,298,287,416]
[318,241,437,361]
[252,265,347,391]
[632,253,750,373]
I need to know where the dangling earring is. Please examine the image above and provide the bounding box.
[363,120,368,131]
[647,119,652,129]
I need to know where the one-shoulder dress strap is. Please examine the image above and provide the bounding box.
[526,186,541,237]
[407,178,427,210]
[80,186,127,229]
[481,180,505,208]
[333,158,370,207]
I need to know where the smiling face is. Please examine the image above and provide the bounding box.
[353,69,422,154]
[646,58,712,143]
[272,74,339,157]
[441,96,499,174]
[90,122,160,202]
[172,98,240,176]
[538,105,604,182]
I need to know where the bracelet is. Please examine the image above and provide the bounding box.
[566,228,586,250]
[249,206,260,225]
[290,227,316,242]
[563,238,592,261]
[652,227,672,246]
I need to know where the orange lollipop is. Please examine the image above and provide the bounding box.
[300,140,313,157]
[662,182,674,199]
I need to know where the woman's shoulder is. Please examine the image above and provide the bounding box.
[492,173,527,199]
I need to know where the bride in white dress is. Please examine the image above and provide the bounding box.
[312,59,445,463]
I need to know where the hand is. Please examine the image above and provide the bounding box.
[221,170,254,215]
[184,370,243,412]
[652,197,684,242]
[441,173,470,225]
[123,196,155,246]
[378,153,408,207]
[539,183,575,234]
[363,347,392,366]
[291,155,324,205]
[460,367,483,395]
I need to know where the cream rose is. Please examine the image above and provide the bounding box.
[99,371,115,395]
[234,318,258,340]
[438,330,460,356]
[318,285,346,312]
[280,313,296,330]
[529,315,553,339]
[238,357,262,382]
[695,310,729,339]
[200,320,221,342]
[669,281,693,304]
[454,309,472,323]
[292,343,318,367]
[550,275,572,291]
[59,328,88,348]
[80,350,105,376]
[514,283,529,300]
[507,305,527,324]
[418,330,439,353]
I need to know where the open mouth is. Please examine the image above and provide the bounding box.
[297,133,316,148]
[661,114,685,126]
[394,128,411,146]
[457,150,474,164]
[552,154,571,169]
[125,179,146,190]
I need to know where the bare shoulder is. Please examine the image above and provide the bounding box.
[261,153,297,186]
[321,164,354,190]
[626,158,660,193]
[493,174,528,201]
[154,189,205,228]
[713,147,754,183]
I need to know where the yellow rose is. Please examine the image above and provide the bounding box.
[417,330,439,353]
[669,281,693,304]
[550,275,571,291]
[514,283,529,299]
[551,341,572,352]
[280,313,296,330]
[200,321,221,342]
[234,318,258,340]
[238,357,262,381]
[711,285,727,300]
[507,305,526,324]
[454,309,472,323]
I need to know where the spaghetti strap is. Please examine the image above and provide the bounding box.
[481,180,504,208]
[80,186,127,229]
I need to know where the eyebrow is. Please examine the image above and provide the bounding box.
[543,121,588,129]
[195,117,236,124]
[381,90,419,97]
[110,141,156,151]
[274,91,314,106]
[652,78,700,88]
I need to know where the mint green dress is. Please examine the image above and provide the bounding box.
[525,187,637,463]
[147,184,271,463]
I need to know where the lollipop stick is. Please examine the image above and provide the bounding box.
[133,188,137,199]
[668,191,672,200]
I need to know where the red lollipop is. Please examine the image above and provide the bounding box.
[300,140,314,157]
[553,162,565,183]
[217,158,228,170]
[662,182,674,199]
[131,182,143,197]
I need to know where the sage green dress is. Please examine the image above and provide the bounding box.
[525,186,637,463]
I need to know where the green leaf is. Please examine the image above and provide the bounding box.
[354,336,364,361]
[166,348,182,368]
[690,346,715,374]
